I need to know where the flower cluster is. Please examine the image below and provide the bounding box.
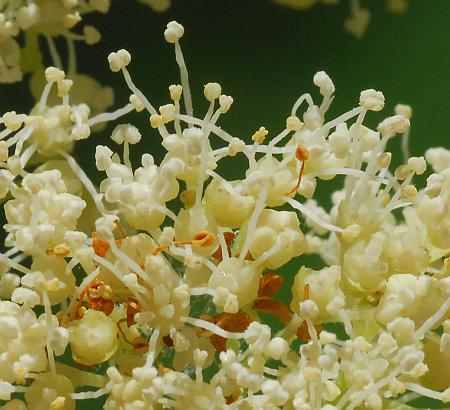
[0,20,449,410]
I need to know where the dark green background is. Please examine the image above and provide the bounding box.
[1,0,449,408]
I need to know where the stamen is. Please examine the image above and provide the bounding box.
[285,145,309,196]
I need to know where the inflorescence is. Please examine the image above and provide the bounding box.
[0,20,449,410]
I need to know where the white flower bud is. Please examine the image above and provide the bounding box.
[359,89,385,111]
[149,113,164,128]
[95,215,117,239]
[341,224,361,242]
[50,327,70,356]
[129,94,145,111]
[111,124,141,145]
[313,71,335,97]
[286,115,304,131]
[95,145,113,171]
[107,49,131,72]
[407,156,427,175]
[300,299,320,318]
[376,152,392,168]
[0,381,14,401]
[228,137,245,156]
[0,169,13,198]
[265,337,289,360]
[45,67,65,82]
[204,82,222,102]
[164,21,184,43]
[169,84,183,101]
[11,287,40,308]
[57,79,73,97]
[401,184,417,199]
[387,317,415,344]
[219,94,233,113]
[64,231,87,250]
[378,115,410,136]
[69,310,118,366]
[3,111,24,131]
[71,123,90,140]
[160,157,185,179]
[319,331,337,345]
[159,103,176,123]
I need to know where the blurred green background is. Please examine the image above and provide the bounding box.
[84,0,449,170]
[1,0,450,408]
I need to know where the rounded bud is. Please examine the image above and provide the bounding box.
[219,94,233,113]
[107,49,131,72]
[45,67,65,82]
[169,84,183,101]
[313,71,335,97]
[204,82,222,102]
[68,310,118,366]
[164,21,184,43]
[286,115,304,131]
[359,89,385,111]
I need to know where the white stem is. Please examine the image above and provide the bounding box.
[239,184,269,260]
[42,291,56,377]
[59,150,117,215]
[145,327,160,367]
[174,41,193,120]
[291,93,314,116]
[402,383,444,402]
[284,196,343,233]
[414,296,450,340]
[346,365,404,410]
[181,316,245,339]
[87,104,134,127]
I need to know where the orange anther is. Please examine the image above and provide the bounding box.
[296,321,323,341]
[258,272,283,298]
[285,144,309,196]
[160,231,216,254]
[197,312,251,352]
[254,298,293,324]
[92,232,122,257]
[126,298,143,327]
[72,276,116,320]
[215,312,251,333]
[191,230,216,247]
[92,231,110,257]
[295,144,309,161]
[88,298,115,315]
[196,314,216,337]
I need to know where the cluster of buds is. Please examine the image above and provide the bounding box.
[0,20,448,410]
